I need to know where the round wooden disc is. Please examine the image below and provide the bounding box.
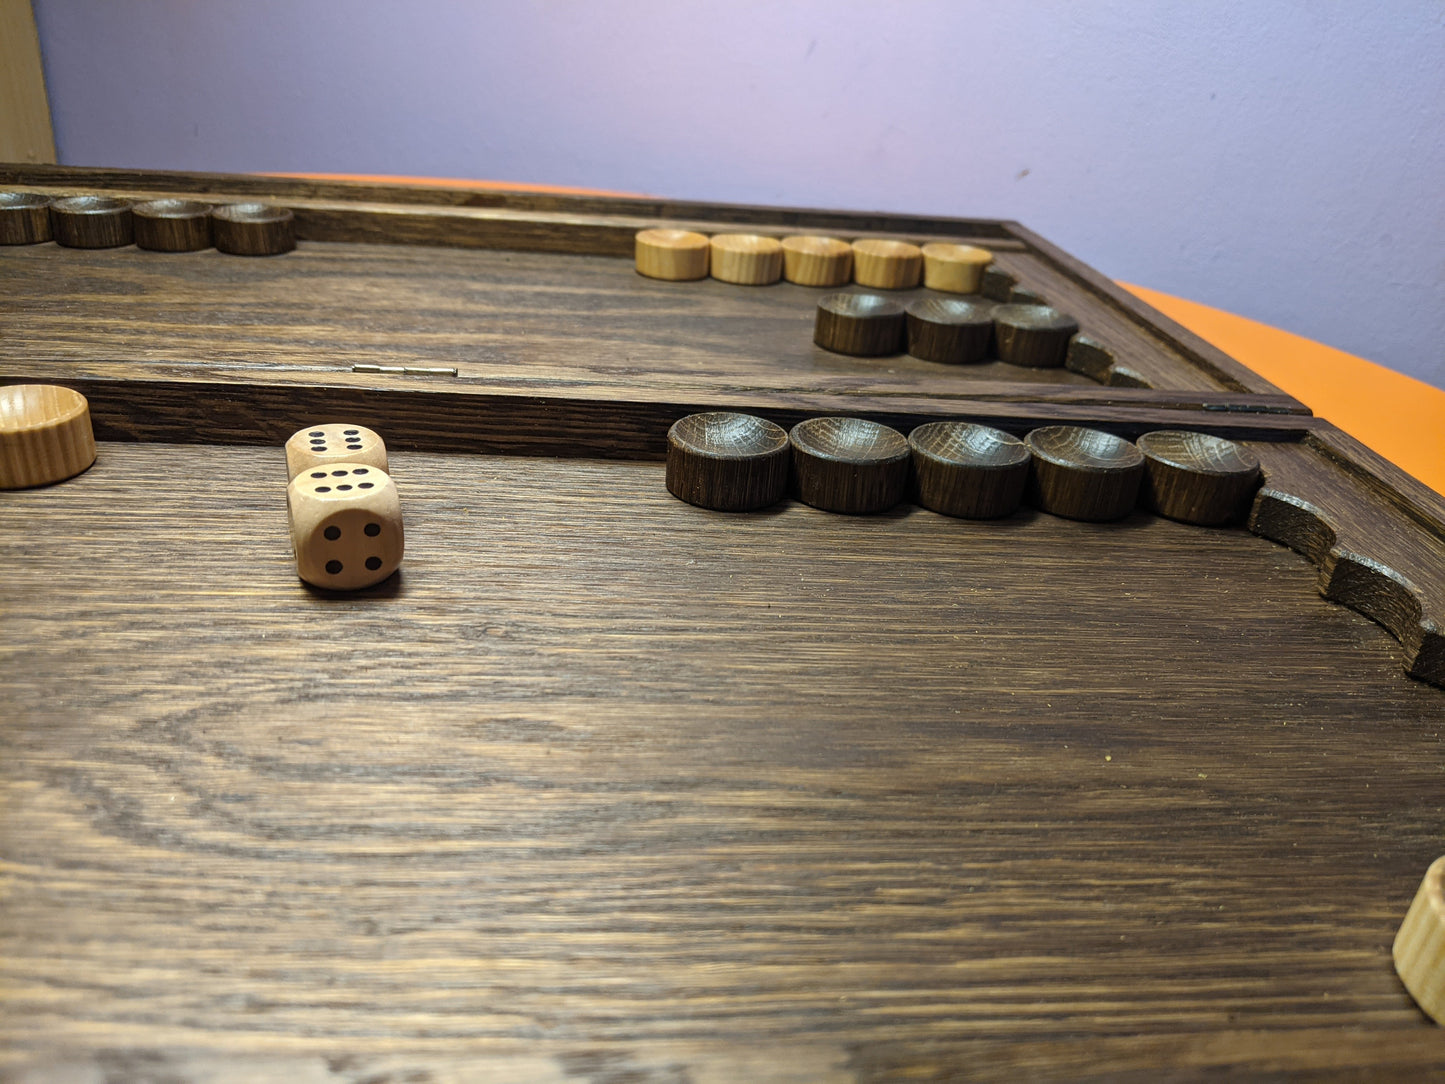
[50,195,134,249]
[851,239,923,289]
[909,422,1030,519]
[781,235,852,287]
[710,234,783,285]
[0,384,97,489]
[814,293,906,357]
[1024,426,1144,521]
[133,198,213,252]
[920,242,992,294]
[905,298,994,364]
[790,417,910,514]
[211,202,296,256]
[1137,430,1262,526]
[0,191,52,244]
[994,304,1079,368]
[635,228,709,281]
[1394,855,1445,1026]
[665,412,790,512]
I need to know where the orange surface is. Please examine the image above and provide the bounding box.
[270,175,1443,495]
[1122,284,1445,495]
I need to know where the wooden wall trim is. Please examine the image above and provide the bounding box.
[0,1,56,164]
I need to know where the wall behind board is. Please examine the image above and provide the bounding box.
[30,0,1445,388]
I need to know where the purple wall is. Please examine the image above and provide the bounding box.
[31,0,1445,386]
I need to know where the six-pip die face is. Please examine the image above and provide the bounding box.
[285,423,388,480]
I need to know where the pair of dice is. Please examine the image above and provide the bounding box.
[284,423,404,590]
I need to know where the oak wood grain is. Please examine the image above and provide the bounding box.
[0,370,1318,471]
[0,168,1295,399]
[0,190,49,244]
[2,441,1444,1081]
[1249,439,1445,685]
[133,198,213,253]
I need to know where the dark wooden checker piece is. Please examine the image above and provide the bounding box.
[665,412,790,512]
[1137,429,1262,525]
[133,198,213,252]
[790,416,910,514]
[211,202,296,256]
[994,303,1080,368]
[50,195,133,248]
[905,298,994,364]
[0,192,52,244]
[814,292,906,356]
[1025,425,1144,521]
[909,421,1031,518]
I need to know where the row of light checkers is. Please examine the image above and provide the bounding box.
[634,227,1097,372]
[0,190,294,255]
[666,412,1262,525]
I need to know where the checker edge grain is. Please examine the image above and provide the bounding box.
[211,202,296,256]
[814,293,906,357]
[780,235,852,286]
[1025,425,1144,521]
[50,195,133,248]
[1138,429,1262,525]
[635,228,710,280]
[710,233,783,285]
[790,415,910,514]
[665,411,790,512]
[909,421,1030,519]
[0,191,51,244]
[133,198,213,252]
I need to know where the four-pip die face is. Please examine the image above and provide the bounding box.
[285,423,388,480]
[287,463,404,590]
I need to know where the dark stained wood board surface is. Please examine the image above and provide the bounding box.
[0,167,1296,399]
[3,442,1445,1082]
[0,237,1248,404]
[0,367,1317,470]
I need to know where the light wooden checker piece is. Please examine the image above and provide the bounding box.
[852,239,923,289]
[921,242,992,294]
[0,384,97,489]
[781,235,852,287]
[635,228,710,281]
[710,233,783,285]
[1396,855,1445,1026]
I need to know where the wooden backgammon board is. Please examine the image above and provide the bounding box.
[3,165,1445,1081]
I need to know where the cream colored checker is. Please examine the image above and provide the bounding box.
[285,423,388,480]
[286,462,404,590]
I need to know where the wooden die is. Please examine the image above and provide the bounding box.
[285,423,388,480]
[286,463,404,589]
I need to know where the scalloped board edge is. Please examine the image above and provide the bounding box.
[1249,486,1445,687]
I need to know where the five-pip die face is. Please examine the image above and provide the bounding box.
[286,463,404,590]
